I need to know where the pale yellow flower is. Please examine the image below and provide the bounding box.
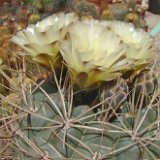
[110,21,154,60]
[11,12,78,66]
[100,21,154,70]
[60,21,133,88]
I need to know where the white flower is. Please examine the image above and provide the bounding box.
[60,21,133,88]
[11,12,78,65]
[110,21,154,60]
[99,21,154,70]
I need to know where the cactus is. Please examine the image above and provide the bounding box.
[0,11,160,160]
[0,51,159,159]
[111,1,128,21]
[24,0,72,13]
[73,0,100,19]
[100,9,113,20]
[125,11,139,26]
[28,13,41,24]
[100,0,148,29]
[1,69,160,159]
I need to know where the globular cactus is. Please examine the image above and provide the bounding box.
[28,13,41,24]
[8,90,101,159]
[111,0,129,21]
[100,9,113,20]
[73,0,100,19]
[0,59,159,160]
[1,74,160,160]
[125,11,139,26]
[24,0,72,13]
[102,0,148,29]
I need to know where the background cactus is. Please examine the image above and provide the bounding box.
[28,13,41,24]
[23,0,72,13]
[111,1,129,21]
[72,0,100,19]
[99,0,148,29]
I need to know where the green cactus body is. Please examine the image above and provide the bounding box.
[111,3,128,21]
[10,90,160,159]
[73,0,99,18]
[1,70,159,160]
[28,13,41,24]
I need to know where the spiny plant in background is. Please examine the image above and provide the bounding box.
[25,0,100,20]
[24,0,73,13]
[0,0,52,27]
[0,12,160,160]
[72,0,100,19]
[100,0,148,29]
[111,0,128,21]
[0,0,148,28]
